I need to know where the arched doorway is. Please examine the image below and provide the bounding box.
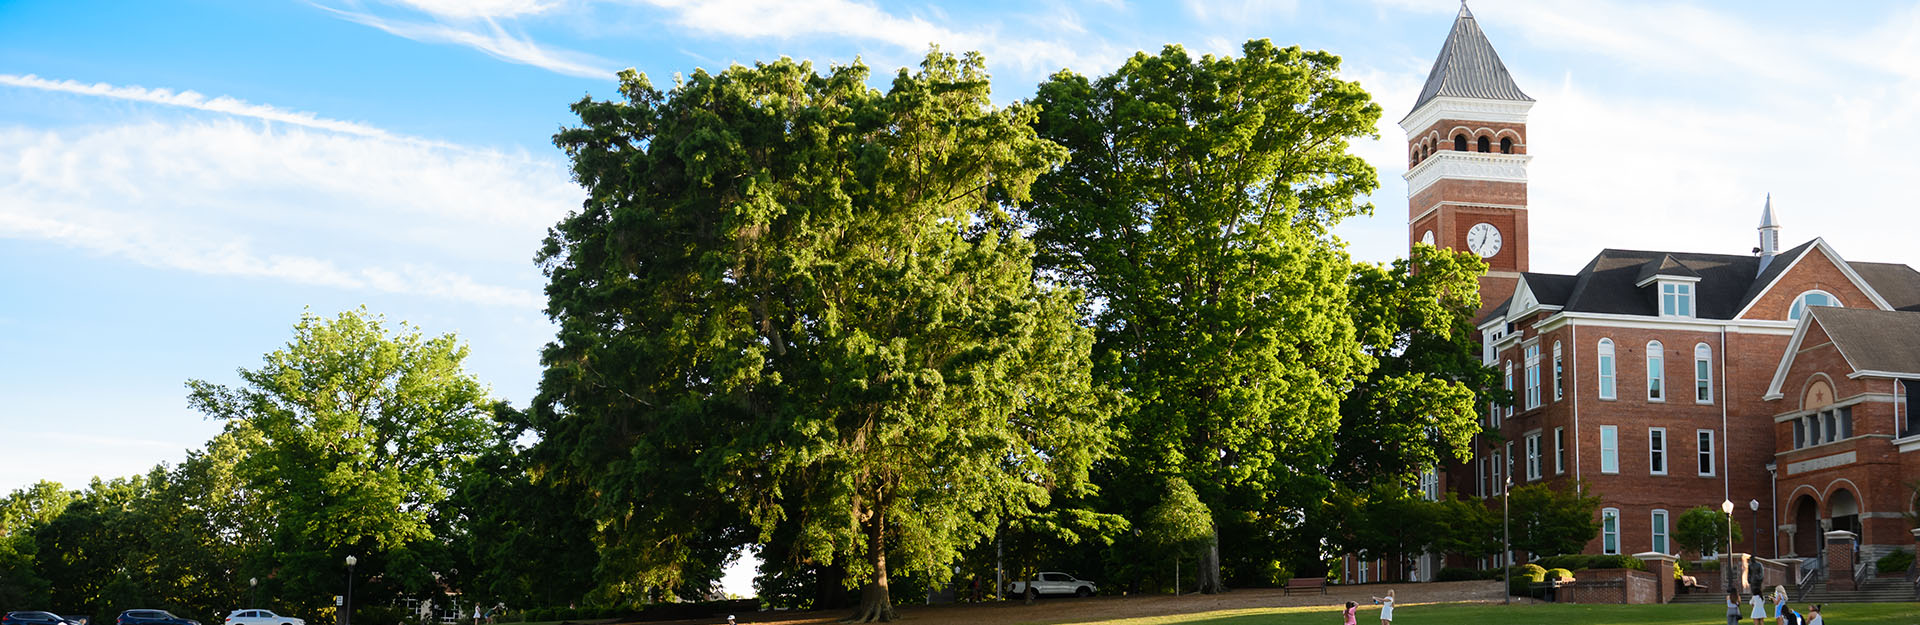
[1791,495,1820,556]
[1830,488,1861,540]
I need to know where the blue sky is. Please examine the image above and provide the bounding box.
[7,0,1920,589]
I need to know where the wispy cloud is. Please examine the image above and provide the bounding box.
[0,78,579,309]
[0,73,404,140]
[389,0,560,20]
[314,3,617,79]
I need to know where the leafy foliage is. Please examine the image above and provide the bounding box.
[535,49,1113,620]
[1674,506,1743,558]
[1507,482,1603,557]
[1023,38,1381,592]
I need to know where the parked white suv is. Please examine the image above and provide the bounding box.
[224,611,302,625]
[1006,572,1097,598]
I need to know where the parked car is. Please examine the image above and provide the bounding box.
[224,611,302,625]
[116,611,198,625]
[5,612,78,625]
[1005,572,1098,598]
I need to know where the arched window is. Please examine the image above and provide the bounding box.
[1454,134,1468,151]
[1694,343,1713,403]
[1647,340,1665,402]
[1790,290,1841,320]
[1598,338,1617,399]
[1477,136,1491,153]
[1500,137,1514,153]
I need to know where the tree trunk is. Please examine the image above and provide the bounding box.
[847,511,896,623]
[1198,529,1226,594]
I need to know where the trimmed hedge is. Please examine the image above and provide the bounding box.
[1535,554,1646,571]
[1545,567,1574,581]
[1509,564,1547,596]
[1878,548,1914,575]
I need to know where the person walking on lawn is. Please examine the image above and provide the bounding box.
[1370,590,1395,625]
[1342,601,1357,625]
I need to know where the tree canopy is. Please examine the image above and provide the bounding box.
[534,49,1114,621]
[1023,39,1382,591]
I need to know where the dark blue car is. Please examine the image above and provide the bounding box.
[5,612,77,625]
[116,611,198,625]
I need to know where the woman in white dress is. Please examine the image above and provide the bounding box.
[1369,589,1395,625]
[1749,592,1766,625]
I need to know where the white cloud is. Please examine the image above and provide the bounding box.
[1181,0,1298,24]
[0,79,580,309]
[0,74,406,141]
[315,4,617,79]
[391,0,560,20]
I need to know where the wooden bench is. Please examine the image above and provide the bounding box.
[1282,578,1327,595]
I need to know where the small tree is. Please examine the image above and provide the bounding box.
[1141,477,1213,593]
[1675,506,1743,558]
[1507,482,1602,557]
[1434,493,1500,560]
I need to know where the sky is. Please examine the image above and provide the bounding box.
[7,0,1920,595]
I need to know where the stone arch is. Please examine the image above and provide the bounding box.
[1788,490,1822,557]
[1454,133,1468,152]
[1800,373,1837,411]
[1477,135,1491,153]
[1824,480,1863,541]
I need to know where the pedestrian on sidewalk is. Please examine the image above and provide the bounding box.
[1369,590,1395,625]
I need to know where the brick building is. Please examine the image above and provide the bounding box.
[1345,5,1920,582]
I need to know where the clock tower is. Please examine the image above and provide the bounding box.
[1403,4,1532,313]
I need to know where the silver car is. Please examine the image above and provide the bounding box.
[223,611,302,625]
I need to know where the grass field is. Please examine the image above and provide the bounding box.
[1070,602,1920,625]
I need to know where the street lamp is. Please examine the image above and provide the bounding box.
[1749,499,1761,560]
[1502,464,1512,605]
[250,577,258,609]
[1721,499,1735,595]
[345,555,358,625]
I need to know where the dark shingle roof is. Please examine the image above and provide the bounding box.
[1811,307,1920,375]
[1851,262,1920,312]
[1737,239,1819,309]
[1521,272,1578,307]
[1560,249,1759,319]
[1634,254,1702,285]
[1410,4,1533,112]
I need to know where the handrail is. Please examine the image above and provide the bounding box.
[1796,558,1821,602]
[1854,559,1872,589]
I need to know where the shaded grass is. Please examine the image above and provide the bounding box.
[1063,601,1920,625]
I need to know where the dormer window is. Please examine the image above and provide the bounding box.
[1659,281,1694,317]
[1789,290,1840,321]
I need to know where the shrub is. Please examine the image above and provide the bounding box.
[1509,563,1547,596]
[1878,548,1914,575]
[1535,554,1646,571]
[1437,567,1481,582]
[1545,568,1573,581]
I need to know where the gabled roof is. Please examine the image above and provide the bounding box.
[1851,262,1920,312]
[1810,307,1920,376]
[1558,249,1760,319]
[1410,4,1533,113]
[1521,272,1577,307]
[1734,239,1818,311]
[1634,254,1702,286]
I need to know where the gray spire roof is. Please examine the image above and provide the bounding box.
[1410,4,1533,112]
[1760,193,1779,228]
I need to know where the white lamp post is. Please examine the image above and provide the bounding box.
[1721,500,1735,594]
[345,555,358,625]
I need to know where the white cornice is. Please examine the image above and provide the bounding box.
[1526,311,1797,336]
[1400,96,1535,134]
[1404,151,1530,197]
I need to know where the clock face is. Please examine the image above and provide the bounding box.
[1421,230,1436,246]
[1466,223,1502,258]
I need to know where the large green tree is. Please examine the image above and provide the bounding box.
[535,50,1112,621]
[1023,40,1380,592]
[1508,481,1604,557]
[188,308,502,615]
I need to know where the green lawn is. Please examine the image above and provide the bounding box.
[1067,602,1920,625]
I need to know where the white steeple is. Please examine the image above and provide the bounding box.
[1758,194,1781,273]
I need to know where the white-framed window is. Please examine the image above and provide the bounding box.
[1648,427,1667,475]
[1477,455,1486,497]
[1553,427,1566,475]
[1790,290,1841,321]
[1601,508,1620,555]
[1525,343,1542,409]
[1504,361,1515,418]
[1600,425,1619,474]
[1420,469,1439,501]
[1697,429,1716,476]
[1552,341,1564,401]
[1660,282,1694,317]
[1651,509,1670,554]
[1694,343,1713,404]
[1491,451,1503,493]
[1525,432,1542,480]
[1598,338,1617,400]
[1647,340,1665,401]
[1358,558,1368,583]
